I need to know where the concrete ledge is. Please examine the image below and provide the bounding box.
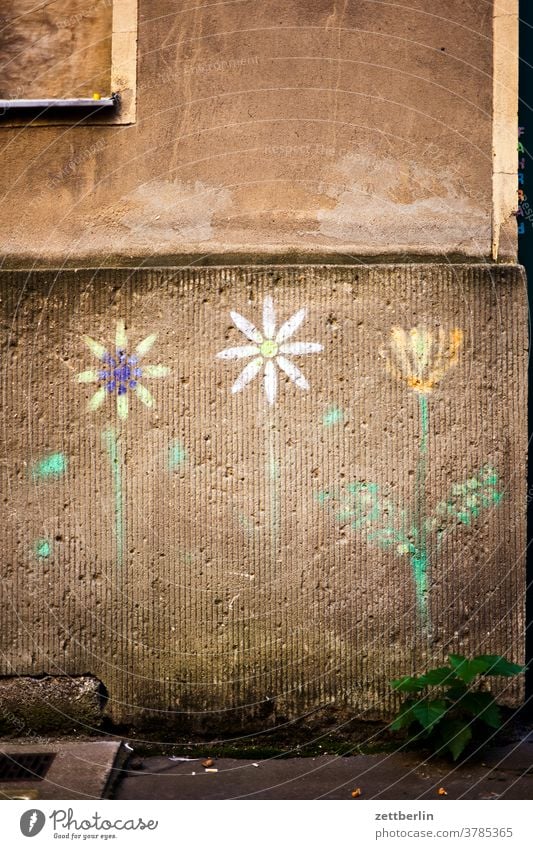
[0,677,106,736]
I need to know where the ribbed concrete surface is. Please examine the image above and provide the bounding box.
[0,265,526,727]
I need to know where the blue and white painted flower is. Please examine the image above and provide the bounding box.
[76,320,169,419]
[216,296,323,405]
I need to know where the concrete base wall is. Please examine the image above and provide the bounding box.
[0,264,526,728]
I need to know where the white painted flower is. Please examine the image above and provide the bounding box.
[216,296,323,405]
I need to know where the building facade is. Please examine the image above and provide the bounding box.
[0,0,525,728]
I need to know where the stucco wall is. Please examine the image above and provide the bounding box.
[1,265,525,726]
[0,0,504,264]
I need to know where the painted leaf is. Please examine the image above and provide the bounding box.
[438,718,472,761]
[435,466,504,530]
[367,528,406,547]
[411,698,448,731]
[321,482,413,558]
[342,482,385,529]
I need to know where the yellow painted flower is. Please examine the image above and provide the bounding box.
[388,326,463,394]
[76,319,169,419]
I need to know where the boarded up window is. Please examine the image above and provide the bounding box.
[0,1,113,99]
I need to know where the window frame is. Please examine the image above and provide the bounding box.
[0,0,137,126]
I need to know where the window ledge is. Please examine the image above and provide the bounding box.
[0,95,118,112]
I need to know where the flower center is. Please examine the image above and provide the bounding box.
[260,339,278,358]
[99,350,143,394]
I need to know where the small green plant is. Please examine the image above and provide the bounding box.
[390,655,525,761]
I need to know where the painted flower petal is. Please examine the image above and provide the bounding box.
[276,355,309,390]
[136,333,157,358]
[136,383,155,408]
[262,295,276,340]
[88,386,106,411]
[117,393,128,419]
[278,341,322,356]
[142,364,170,378]
[409,327,432,378]
[231,356,262,394]
[448,328,463,364]
[264,359,277,405]
[230,310,263,344]
[76,369,99,383]
[82,335,107,360]
[275,307,306,343]
[116,319,127,351]
[390,326,411,376]
[216,345,260,360]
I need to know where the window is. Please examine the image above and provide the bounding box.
[0,0,137,124]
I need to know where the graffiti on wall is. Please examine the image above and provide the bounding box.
[75,319,170,569]
[30,451,68,559]
[216,295,323,556]
[318,325,504,634]
[51,307,505,637]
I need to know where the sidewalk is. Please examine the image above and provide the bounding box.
[114,739,533,800]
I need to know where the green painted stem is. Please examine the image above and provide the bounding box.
[267,405,279,560]
[414,393,429,628]
[102,427,125,568]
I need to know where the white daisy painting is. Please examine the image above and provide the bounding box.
[216,294,323,562]
[216,296,323,405]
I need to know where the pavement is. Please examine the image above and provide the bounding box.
[0,740,124,800]
[114,739,533,800]
[1,735,532,800]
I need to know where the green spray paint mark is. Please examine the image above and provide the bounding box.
[34,538,51,558]
[435,466,504,527]
[266,406,280,562]
[102,428,125,568]
[323,406,344,427]
[319,462,504,635]
[419,395,429,453]
[31,452,67,481]
[413,393,430,626]
[179,550,195,566]
[168,440,188,470]
[238,513,257,537]
[269,455,279,479]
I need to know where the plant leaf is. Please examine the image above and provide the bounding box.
[418,667,462,688]
[474,655,525,677]
[412,699,448,731]
[391,676,425,693]
[460,693,502,729]
[447,685,469,700]
[390,700,417,731]
[438,718,473,761]
[448,655,493,684]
